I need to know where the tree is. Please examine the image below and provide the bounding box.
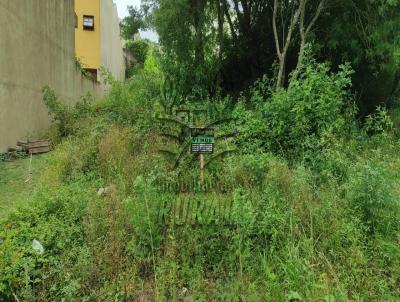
[144,0,399,114]
[143,0,219,99]
[316,0,400,114]
[272,0,325,90]
[120,6,145,41]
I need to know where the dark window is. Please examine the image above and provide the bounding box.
[74,13,78,28]
[84,68,98,82]
[83,15,94,30]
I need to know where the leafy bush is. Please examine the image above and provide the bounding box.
[234,61,356,163]
[127,40,150,66]
[42,86,94,138]
[0,180,96,301]
[346,160,400,237]
[42,86,72,137]
[101,69,161,128]
[125,40,150,79]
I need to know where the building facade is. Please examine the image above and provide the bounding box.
[0,0,125,152]
[75,0,125,81]
[0,0,103,153]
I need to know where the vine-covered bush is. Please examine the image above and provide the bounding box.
[234,61,357,162]
[42,86,94,137]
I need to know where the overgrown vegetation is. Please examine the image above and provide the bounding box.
[75,57,94,81]
[120,5,153,79]
[0,155,48,218]
[138,0,400,114]
[1,2,400,301]
[0,151,27,163]
[1,47,400,300]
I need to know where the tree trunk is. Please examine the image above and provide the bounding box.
[290,0,325,88]
[222,0,237,40]
[273,0,301,91]
[193,0,205,66]
[216,0,224,86]
[217,0,224,59]
[277,57,285,89]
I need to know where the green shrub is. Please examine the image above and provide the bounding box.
[125,40,150,78]
[0,180,97,301]
[42,86,72,137]
[364,106,394,135]
[127,40,150,65]
[102,69,161,128]
[42,86,94,138]
[346,160,400,237]
[234,61,356,163]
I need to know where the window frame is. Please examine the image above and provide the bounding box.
[83,15,95,30]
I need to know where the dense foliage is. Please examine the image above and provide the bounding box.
[1,48,400,300]
[120,5,145,41]
[1,1,400,301]
[234,59,356,162]
[139,0,400,115]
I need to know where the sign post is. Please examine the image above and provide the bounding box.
[200,154,205,182]
[190,128,214,182]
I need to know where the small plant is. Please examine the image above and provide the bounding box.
[75,57,93,80]
[346,161,400,237]
[364,106,394,135]
[42,86,71,137]
[0,150,27,162]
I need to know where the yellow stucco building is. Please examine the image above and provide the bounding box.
[74,0,125,81]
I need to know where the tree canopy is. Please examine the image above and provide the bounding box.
[120,5,145,41]
[140,0,400,115]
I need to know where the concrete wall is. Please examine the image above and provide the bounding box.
[0,0,103,152]
[100,0,125,81]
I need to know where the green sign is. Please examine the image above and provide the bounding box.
[191,128,215,154]
[191,136,215,144]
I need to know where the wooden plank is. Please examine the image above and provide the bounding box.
[17,140,28,147]
[27,140,51,148]
[29,146,50,154]
[7,146,23,152]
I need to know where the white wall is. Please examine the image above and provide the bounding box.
[100,0,125,81]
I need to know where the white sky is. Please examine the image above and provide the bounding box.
[114,0,159,42]
[114,0,140,18]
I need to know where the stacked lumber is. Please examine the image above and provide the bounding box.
[17,140,52,155]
